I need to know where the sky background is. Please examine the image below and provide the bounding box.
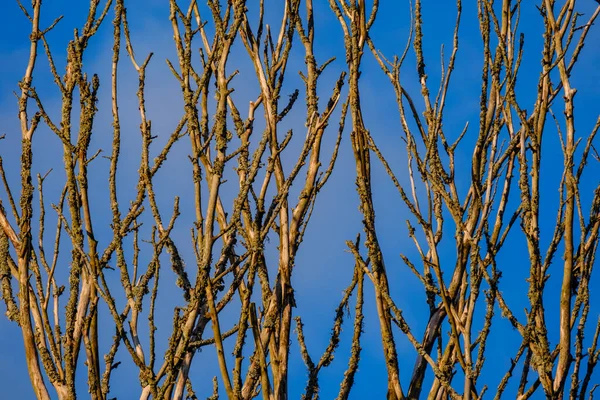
[0,0,599,398]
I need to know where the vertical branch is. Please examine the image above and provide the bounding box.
[14,1,51,399]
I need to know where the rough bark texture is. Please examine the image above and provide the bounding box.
[1,0,599,399]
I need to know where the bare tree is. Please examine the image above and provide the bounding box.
[1,0,599,399]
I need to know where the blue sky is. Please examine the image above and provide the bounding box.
[1,0,599,398]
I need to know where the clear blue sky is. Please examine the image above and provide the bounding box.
[1,0,599,398]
